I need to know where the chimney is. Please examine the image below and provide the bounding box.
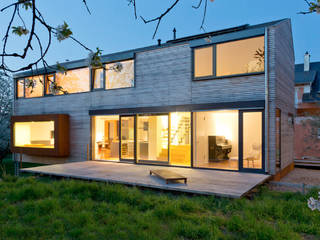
[157,39,161,46]
[173,28,176,40]
[304,51,310,71]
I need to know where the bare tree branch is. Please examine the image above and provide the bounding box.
[140,0,180,39]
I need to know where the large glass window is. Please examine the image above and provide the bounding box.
[170,112,191,166]
[25,75,44,98]
[137,115,168,162]
[56,67,90,94]
[242,112,262,169]
[193,36,264,79]
[14,121,54,148]
[92,68,104,89]
[105,60,134,89]
[17,79,24,98]
[216,36,265,76]
[194,47,213,78]
[121,116,135,160]
[194,110,239,170]
[93,115,120,161]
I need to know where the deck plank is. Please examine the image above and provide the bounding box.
[21,161,270,198]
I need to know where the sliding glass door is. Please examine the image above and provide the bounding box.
[137,114,169,163]
[239,110,264,172]
[120,116,135,161]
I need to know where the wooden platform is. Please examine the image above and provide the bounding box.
[150,169,187,184]
[21,161,270,198]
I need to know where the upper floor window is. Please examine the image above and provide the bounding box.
[45,74,55,95]
[17,79,24,98]
[92,68,104,89]
[56,67,90,94]
[105,59,134,90]
[25,75,44,98]
[193,36,265,79]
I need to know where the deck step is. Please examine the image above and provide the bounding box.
[294,159,320,167]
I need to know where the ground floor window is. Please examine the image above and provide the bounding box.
[242,111,263,169]
[93,115,119,161]
[193,110,239,170]
[137,114,169,162]
[91,108,263,172]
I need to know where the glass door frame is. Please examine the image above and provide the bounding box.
[119,115,136,163]
[239,109,265,173]
[136,113,170,165]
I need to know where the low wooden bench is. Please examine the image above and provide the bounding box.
[150,169,187,184]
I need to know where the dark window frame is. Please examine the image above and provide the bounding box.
[44,73,56,96]
[91,67,105,91]
[192,35,265,81]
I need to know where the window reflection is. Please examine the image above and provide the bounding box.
[105,60,134,89]
[25,75,44,98]
[92,68,104,89]
[55,68,90,94]
[17,79,24,98]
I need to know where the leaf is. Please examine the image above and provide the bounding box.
[12,26,29,36]
[19,0,32,10]
[55,22,73,41]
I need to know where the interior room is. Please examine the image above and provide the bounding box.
[137,115,168,162]
[14,121,54,148]
[194,110,239,170]
[93,115,120,161]
[242,112,263,169]
[169,112,191,166]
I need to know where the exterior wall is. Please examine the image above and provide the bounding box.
[13,21,295,174]
[13,43,266,165]
[267,19,295,174]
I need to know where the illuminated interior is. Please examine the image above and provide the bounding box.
[121,116,134,160]
[17,79,24,98]
[194,46,213,78]
[216,36,265,76]
[194,110,239,170]
[243,112,262,169]
[56,67,90,94]
[170,112,191,166]
[93,115,120,161]
[137,115,168,162]
[45,74,55,95]
[14,121,54,148]
[105,60,134,89]
[25,75,44,98]
[92,68,104,89]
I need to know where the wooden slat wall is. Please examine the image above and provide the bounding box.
[14,22,295,169]
[267,19,295,174]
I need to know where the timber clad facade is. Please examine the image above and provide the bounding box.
[12,19,295,175]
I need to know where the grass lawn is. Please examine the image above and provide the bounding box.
[0,159,320,239]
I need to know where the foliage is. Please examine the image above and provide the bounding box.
[11,26,29,36]
[0,159,319,240]
[300,0,320,14]
[0,72,13,164]
[55,22,73,42]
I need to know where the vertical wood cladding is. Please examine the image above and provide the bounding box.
[13,20,295,172]
[267,19,295,174]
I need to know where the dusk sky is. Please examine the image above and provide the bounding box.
[1,0,319,71]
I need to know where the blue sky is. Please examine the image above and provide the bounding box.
[0,0,319,71]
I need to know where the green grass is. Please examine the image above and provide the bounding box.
[0,159,320,239]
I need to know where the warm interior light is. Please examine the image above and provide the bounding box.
[14,121,55,148]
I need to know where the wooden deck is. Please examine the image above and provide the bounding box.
[21,161,270,198]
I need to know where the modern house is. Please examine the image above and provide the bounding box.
[294,55,320,167]
[11,18,295,177]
